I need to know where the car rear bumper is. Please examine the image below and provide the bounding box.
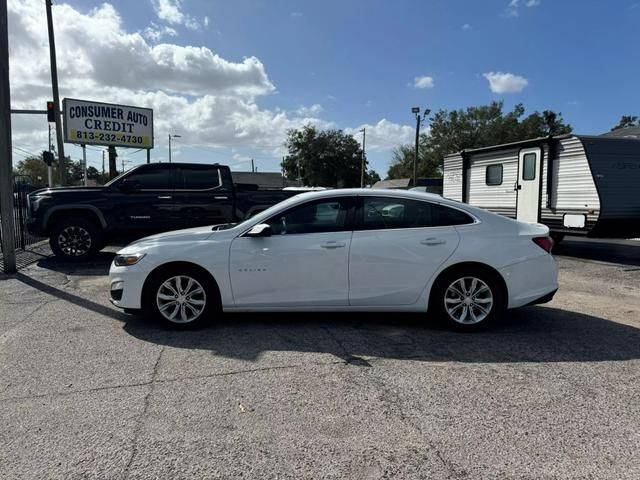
[499,254,559,309]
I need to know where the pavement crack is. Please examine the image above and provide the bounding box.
[122,345,165,479]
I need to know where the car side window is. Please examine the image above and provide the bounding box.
[265,199,349,235]
[122,166,172,190]
[360,197,473,230]
[179,166,222,190]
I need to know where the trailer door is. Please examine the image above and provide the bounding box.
[516,148,542,223]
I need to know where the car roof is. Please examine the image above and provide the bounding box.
[292,188,447,203]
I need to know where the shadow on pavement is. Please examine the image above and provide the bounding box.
[121,305,640,364]
[555,237,640,267]
[36,251,117,276]
[14,272,130,322]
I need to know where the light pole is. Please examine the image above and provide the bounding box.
[360,128,366,188]
[411,106,430,187]
[168,134,181,163]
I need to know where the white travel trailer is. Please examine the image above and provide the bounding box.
[442,134,640,240]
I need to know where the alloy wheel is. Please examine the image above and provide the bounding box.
[156,275,207,324]
[58,226,92,257]
[444,276,494,325]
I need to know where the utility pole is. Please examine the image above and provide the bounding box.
[108,145,117,179]
[411,107,421,187]
[102,150,105,183]
[81,144,87,186]
[47,124,53,186]
[45,0,66,185]
[168,134,180,163]
[360,128,366,188]
[251,158,255,173]
[146,148,150,164]
[0,0,16,273]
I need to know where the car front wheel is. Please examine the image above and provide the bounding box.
[144,266,218,329]
[431,269,505,331]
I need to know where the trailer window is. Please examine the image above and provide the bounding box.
[523,153,536,181]
[485,164,503,186]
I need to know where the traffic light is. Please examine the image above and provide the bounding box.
[42,151,54,166]
[46,101,55,122]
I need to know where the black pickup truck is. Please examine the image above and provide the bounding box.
[27,163,299,261]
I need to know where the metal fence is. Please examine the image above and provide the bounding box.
[0,175,44,252]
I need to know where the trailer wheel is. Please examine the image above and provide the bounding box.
[550,232,565,245]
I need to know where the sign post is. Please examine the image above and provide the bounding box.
[82,144,87,186]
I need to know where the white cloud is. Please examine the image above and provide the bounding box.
[291,12,303,17]
[345,119,414,151]
[462,23,471,30]
[6,0,343,164]
[203,16,209,27]
[296,104,323,116]
[151,0,200,30]
[483,71,529,93]
[143,22,178,42]
[413,75,434,89]
[504,0,540,17]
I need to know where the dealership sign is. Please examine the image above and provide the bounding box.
[63,98,154,149]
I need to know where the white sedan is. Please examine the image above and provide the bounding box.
[109,189,558,331]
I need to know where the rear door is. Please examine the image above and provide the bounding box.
[516,148,542,223]
[349,196,470,306]
[174,165,235,227]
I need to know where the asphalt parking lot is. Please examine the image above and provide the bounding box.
[1,238,639,479]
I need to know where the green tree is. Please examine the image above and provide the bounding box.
[611,115,639,131]
[282,125,364,187]
[388,102,572,179]
[14,154,109,186]
[365,169,381,186]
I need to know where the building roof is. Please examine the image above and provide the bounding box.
[601,126,640,139]
[372,177,443,189]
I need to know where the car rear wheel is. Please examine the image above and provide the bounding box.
[144,266,219,329]
[431,268,505,331]
[49,217,103,261]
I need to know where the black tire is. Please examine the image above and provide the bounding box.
[550,232,565,245]
[430,267,506,332]
[49,216,103,261]
[143,265,219,330]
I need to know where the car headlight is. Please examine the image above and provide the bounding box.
[114,253,146,267]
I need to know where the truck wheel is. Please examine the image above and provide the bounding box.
[49,217,103,261]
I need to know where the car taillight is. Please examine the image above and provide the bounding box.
[533,236,554,253]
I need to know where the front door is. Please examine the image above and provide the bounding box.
[111,164,182,233]
[516,148,542,223]
[229,197,353,307]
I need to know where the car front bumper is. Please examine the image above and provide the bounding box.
[109,263,148,310]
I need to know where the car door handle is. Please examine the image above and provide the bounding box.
[157,195,172,199]
[214,196,228,200]
[421,238,446,246]
[321,241,346,249]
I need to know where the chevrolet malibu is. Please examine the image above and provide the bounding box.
[109,189,558,331]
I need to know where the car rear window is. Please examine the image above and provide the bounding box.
[361,197,473,229]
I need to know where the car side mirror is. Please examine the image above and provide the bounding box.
[119,179,140,192]
[245,223,272,237]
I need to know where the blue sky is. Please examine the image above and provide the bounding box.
[10,0,640,178]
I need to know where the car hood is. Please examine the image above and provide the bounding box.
[121,226,219,252]
[31,186,110,196]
